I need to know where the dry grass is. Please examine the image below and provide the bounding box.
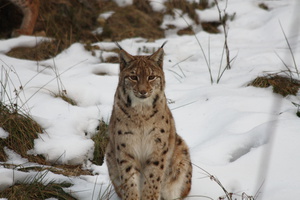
[37,0,100,43]
[0,2,239,198]
[101,5,164,41]
[8,164,92,177]
[2,0,102,60]
[164,0,222,35]
[53,91,77,106]
[92,120,109,166]
[104,56,119,63]
[249,74,300,97]
[98,0,164,41]
[177,26,194,35]
[6,40,63,60]
[49,164,92,176]
[0,179,75,200]
[164,0,203,24]
[258,3,269,11]
[201,21,221,34]
[59,94,77,106]
[2,0,223,61]
[0,102,46,164]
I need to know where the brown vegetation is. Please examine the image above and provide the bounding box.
[0,102,46,164]
[92,120,109,166]
[1,0,223,60]
[249,74,300,96]
[0,180,75,200]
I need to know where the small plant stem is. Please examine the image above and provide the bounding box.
[170,8,214,84]
[195,34,213,84]
[214,0,231,70]
[18,59,87,111]
[274,51,293,79]
[192,163,233,200]
[278,20,299,77]
[170,55,193,68]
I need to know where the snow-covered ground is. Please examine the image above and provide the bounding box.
[1,0,300,199]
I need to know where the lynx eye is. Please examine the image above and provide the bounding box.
[129,75,138,81]
[148,75,156,81]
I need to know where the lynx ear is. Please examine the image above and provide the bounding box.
[116,42,134,71]
[149,41,167,68]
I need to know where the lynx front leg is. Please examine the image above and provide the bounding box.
[107,142,140,199]
[119,170,140,200]
[161,135,192,200]
[141,155,168,200]
[116,147,141,200]
[106,143,122,197]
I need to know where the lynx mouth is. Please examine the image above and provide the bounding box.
[134,92,150,99]
[138,95,148,99]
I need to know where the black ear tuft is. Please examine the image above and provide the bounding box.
[116,43,134,71]
[149,43,166,68]
[161,41,168,48]
[115,42,123,50]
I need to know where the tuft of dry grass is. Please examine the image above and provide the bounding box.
[101,5,164,41]
[165,0,222,34]
[49,164,92,176]
[258,3,269,10]
[84,43,119,63]
[104,56,119,63]
[0,102,46,164]
[6,40,63,61]
[98,0,164,41]
[296,108,300,117]
[37,0,100,43]
[92,120,109,166]
[53,91,77,106]
[177,26,194,35]
[0,179,75,200]
[5,163,92,177]
[164,0,203,24]
[201,21,221,34]
[249,74,300,97]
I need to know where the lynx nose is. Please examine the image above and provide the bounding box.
[139,90,148,98]
[139,90,147,95]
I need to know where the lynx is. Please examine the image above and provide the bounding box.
[105,42,192,200]
[9,0,40,36]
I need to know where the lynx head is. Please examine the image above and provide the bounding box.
[116,42,167,106]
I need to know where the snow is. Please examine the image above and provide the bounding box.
[161,9,198,36]
[0,128,9,139]
[149,0,167,12]
[1,0,300,199]
[0,36,48,54]
[99,11,115,20]
[112,0,133,7]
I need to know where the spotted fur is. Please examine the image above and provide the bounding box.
[105,43,192,200]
